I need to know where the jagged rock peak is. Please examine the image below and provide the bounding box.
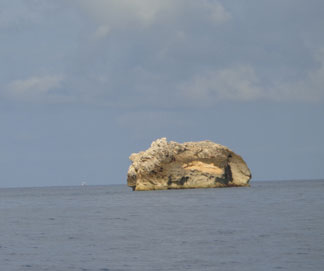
[127,138,252,191]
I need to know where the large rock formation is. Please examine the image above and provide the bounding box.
[127,138,252,191]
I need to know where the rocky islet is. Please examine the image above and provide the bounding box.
[127,138,252,191]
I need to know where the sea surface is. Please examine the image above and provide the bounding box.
[0,180,323,271]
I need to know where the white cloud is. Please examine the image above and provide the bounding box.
[5,75,64,101]
[0,1,61,29]
[205,1,231,23]
[180,65,264,104]
[267,49,324,102]
[78,0,171,27]
[296,49,324,100]
[0,2,35,29]
[77,0,230,31]
[180,49,324,104]
[93,24,111,39]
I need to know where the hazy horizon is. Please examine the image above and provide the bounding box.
[1,179,324,189]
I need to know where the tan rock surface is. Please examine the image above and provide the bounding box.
[127,138,252,191]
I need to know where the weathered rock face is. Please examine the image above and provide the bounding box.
[127,138,252,191]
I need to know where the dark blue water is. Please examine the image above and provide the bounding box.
[0,180,323,271]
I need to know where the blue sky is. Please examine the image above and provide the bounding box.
[1,0,324,187]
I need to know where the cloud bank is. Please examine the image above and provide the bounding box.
[181,49,324,104]
[1,0,323,106]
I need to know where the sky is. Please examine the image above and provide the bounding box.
[1,0,324,188]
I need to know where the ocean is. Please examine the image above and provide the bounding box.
[0,180,323,271]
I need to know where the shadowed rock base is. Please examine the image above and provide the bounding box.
[127,138,252,191]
